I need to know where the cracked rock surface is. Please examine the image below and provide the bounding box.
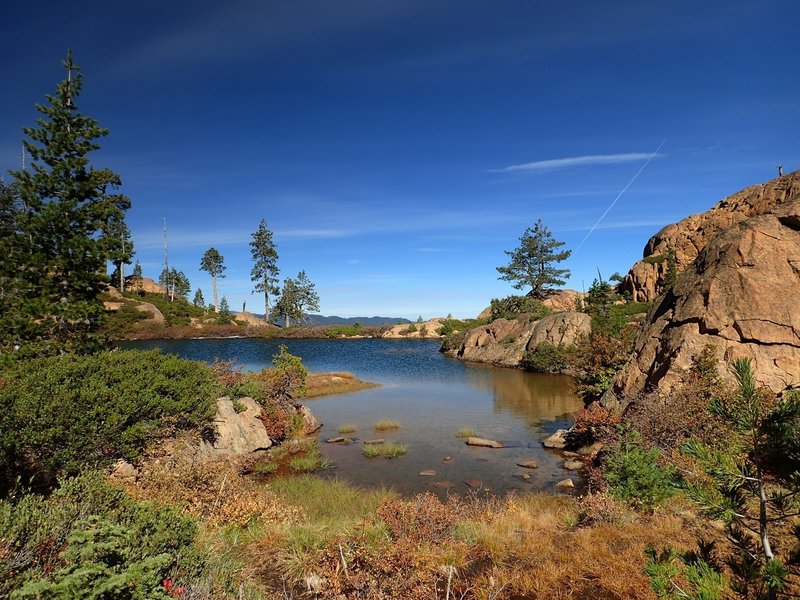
[608,201,800,407]
[619,171,800,303]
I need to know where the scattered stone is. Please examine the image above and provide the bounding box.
[475,457,490,462]
[563,460,585,471]
[562,451,580,458]
[542,429,569,449]
[577,442,604,456]
[516,460,539,469]
[465,437,503,448]
[520,473,531,480]
[363,439,385,445]
[442,456,454,464]
[330,376,345,383]
[418,469,437,476]
[431,481,456,490]
[110,459,138,482]
[555,478,575,489]
[326,437,345,443]
[463,479,483,489]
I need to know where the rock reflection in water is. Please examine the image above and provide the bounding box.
[465,363,583,423]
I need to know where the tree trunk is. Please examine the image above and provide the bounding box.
[212,273,219,312]
[264,276,270,322]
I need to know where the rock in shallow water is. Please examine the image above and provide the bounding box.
[418,469,437,476]
[516,459,539,469]
[465,437,503,448]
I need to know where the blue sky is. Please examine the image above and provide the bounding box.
[2,1,798,319]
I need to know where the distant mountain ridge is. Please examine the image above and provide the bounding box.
[241,313,411,326]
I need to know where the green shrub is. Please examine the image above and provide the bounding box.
[0,350,220,491]
[0,471,204,598]
[605,430,678,510]
[362,441,407,458]
[325,324,363,338]
[489,295,550,321]
[522,342,569,373]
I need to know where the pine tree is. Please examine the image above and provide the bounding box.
[193,288,205,308]
[200,247,225,312]
[250,219,279,323]
[130,261,143,294]
[216,295,232,324]
[684,358,800,598]
[275,278,300,327]
[497,219,571,299]
[295,270,320,323]
[3,51,131,356]
[102,207,134,292]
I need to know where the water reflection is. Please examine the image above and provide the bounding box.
[465,363,583,423]
[119,338,584,494]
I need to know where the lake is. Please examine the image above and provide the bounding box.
[118,338,584,495]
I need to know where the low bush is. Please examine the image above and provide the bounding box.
[373,419,401,431]
[605,430,678,510]
[0,350,219,492]
[489,295,550,321]
[522,341,570,373]
[0,471,204,598]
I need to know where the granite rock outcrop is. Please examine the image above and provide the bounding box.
[619,171,800,302]
[606,201,800,408]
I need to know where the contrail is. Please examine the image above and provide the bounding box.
[574,139,666,253]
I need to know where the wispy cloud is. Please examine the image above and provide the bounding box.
[489,152,665,173]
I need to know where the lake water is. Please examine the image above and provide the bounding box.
[118,338,584,495]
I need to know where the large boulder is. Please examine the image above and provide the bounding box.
[450,311,591,368]
[620,171,800,302]
[197,397,273,461]
[607,201,800,408]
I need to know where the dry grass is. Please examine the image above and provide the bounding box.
[241,487,714,599]
[373,419,401,431]
[304,372,379,398]
[336,424,357,434]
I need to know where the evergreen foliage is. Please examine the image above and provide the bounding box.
[489,295,550,321]
[199,247,225,312]
[216,296,233,324]
[0,471,203,598]
[193,288,205,308]
[250,219,280,322]
[0,350,219,492]
[275,271,320,326]
[130,260,143,293]
[159,268,190,301]
[1,52,132,357]
[683,358,800,598]
[496,219,571,298]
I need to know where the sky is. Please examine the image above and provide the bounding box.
[2,1,798,319]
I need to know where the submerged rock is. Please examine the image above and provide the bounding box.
[465,437,503,448]
[516,460,539,469]
[555,478,575,489]
[563,460,585,471]
[419,469,437,476]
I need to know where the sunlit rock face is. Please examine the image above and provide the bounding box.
[449,311,591,368]
[619,171,800,303]
[608,201,800,408]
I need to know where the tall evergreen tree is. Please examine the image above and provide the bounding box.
[295,270,320,323]
[102,206,134,292]
[130,261,143,294]
[496,219,571,299]
[275,278,300,327]
[193,288,205,308]
[250,219,279,323]
[2,52,131,356]
[199,247,225,312]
